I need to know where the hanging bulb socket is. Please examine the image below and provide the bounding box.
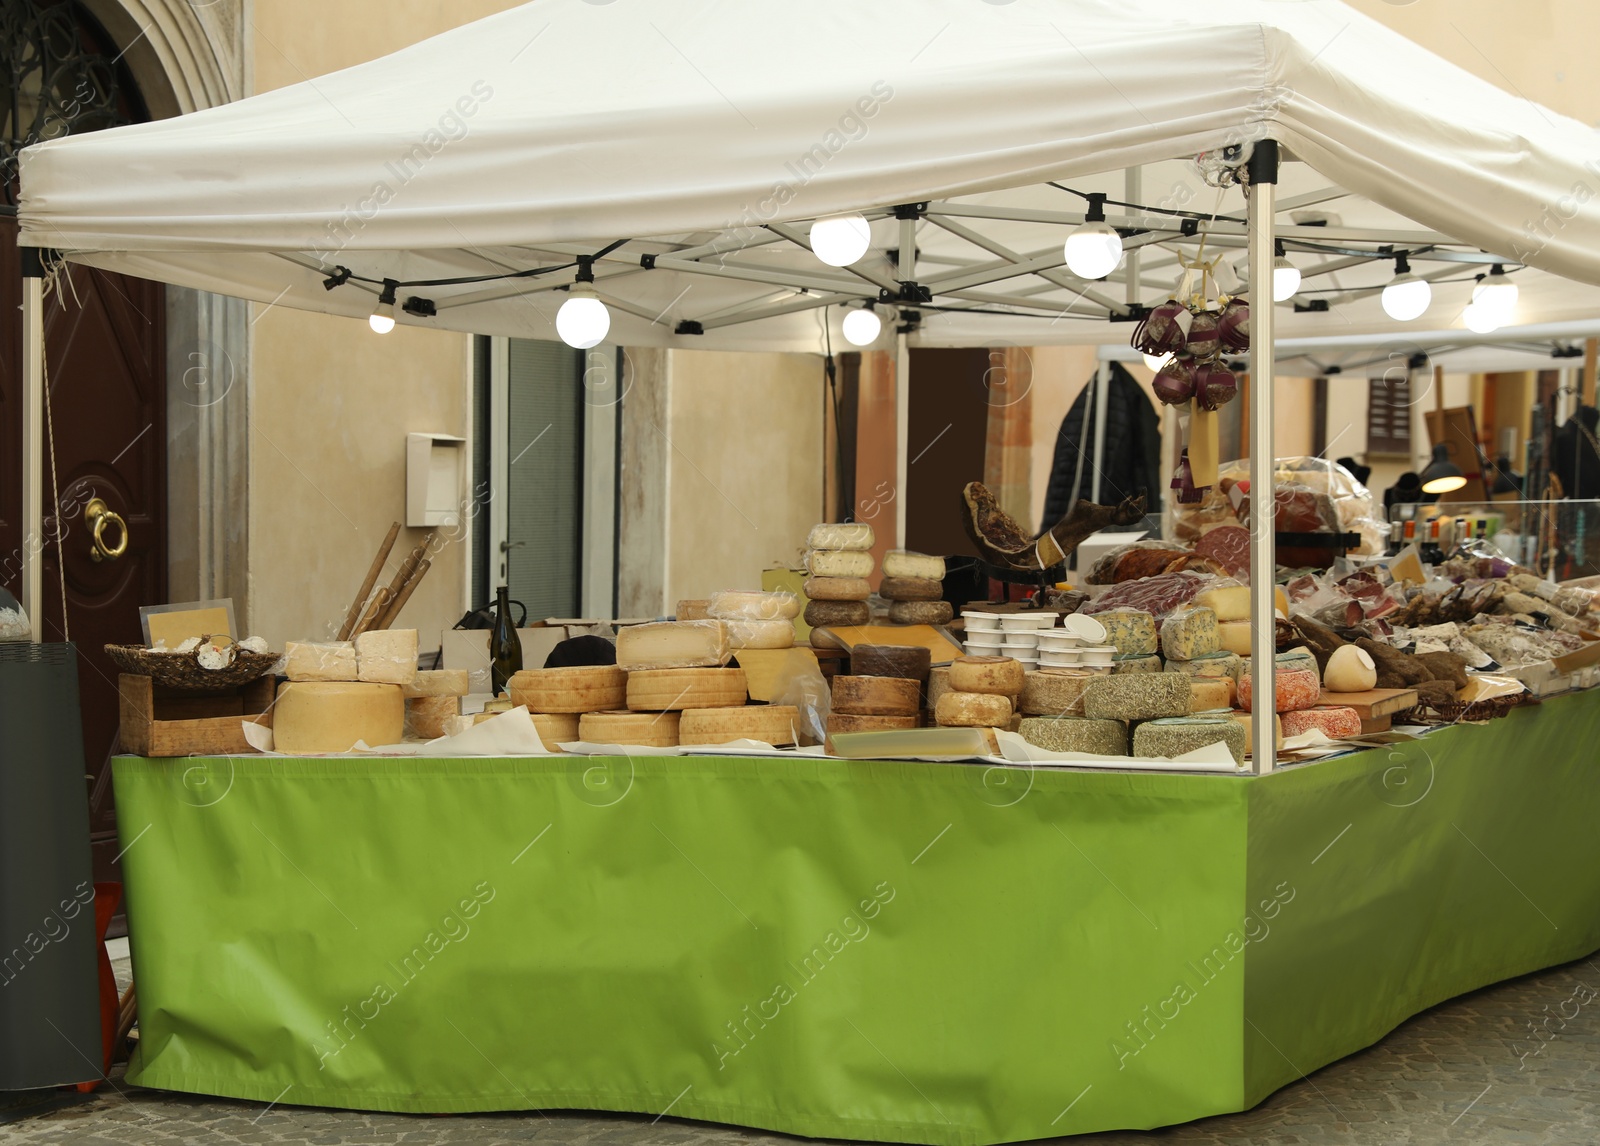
[369,279,398,334]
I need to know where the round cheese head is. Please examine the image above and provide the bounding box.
[1323,645,1377,693]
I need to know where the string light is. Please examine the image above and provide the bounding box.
[556,257,610,349]
[841,303,882,346]
[369,280,397,334]
[1272,240,1301,302]
[1381,254,1431,322]
[809,215,872,267]
[1063,193,1122,280]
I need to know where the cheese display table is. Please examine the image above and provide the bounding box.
[112,689,1600,1144]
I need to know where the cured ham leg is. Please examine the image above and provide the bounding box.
[961,481,1146,574]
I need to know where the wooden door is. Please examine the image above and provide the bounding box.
[0,220,167,892]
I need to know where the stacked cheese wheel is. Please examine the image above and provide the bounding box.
[275,629,422,754]
[706,589,800,651]
[879,550,952,625]
[935,656,1022,730]
[826,674,922,745]
[801,522,875,629]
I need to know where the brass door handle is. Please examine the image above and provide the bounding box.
[85,498,129,563]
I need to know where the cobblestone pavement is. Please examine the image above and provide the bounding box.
[5,954,1599,1146]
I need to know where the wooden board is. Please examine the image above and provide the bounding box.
[1317,687,1418,718]
[804,624,965,663]
[730,647,820,703]
[1359,714,1393,735]
[119,674,272,757]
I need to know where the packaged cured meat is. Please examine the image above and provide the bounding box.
[1086,540,1210,585]
[1083,571,1221,621]
[1193,525,1251,578]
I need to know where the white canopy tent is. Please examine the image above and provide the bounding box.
[19,0,1600,766]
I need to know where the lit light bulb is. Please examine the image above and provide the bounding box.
[1381,255,1430,322]
[841,305,882,346]
[1064,222,1122,281]
[369,280,397,334]
[1142,351,1173,372]
[557,285,610,349]
[1462,301,1502,334]
[809,215,872,267]
[1473,264,1518,317]
[1272,256,1301,302]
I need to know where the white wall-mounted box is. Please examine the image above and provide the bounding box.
[407,432,467,527]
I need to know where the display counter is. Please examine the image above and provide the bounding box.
[112,689,1600,1144]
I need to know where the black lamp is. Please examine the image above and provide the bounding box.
[1419,444,1467,495]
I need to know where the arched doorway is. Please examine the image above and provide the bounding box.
[2,0,168,903]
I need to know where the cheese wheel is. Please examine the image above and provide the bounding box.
[826,712,920,735]
[1165,650,1243,683]
[615,620,730,670]
[1217,621,1254,656]
[678,705,800,746]
[274,682,404,754]
[882,550,946,580]
[625,668,748,711]
[948,656,1025,696]
[284,641,358,682]
[805,550,875,579]
[1097,609,1158,656]
[1188,677,1235,712]
[1271,647,1320,681]
[1017,716,1127,756]
[707,590,801,621]
[1133,716,1247,764]
[355,629,419,685]
[1281,705,1362,739]
[676,599,712,621]
[1324,645,1378,692]
[529,712,579,752]
[401,669,469,698]
[877,576,943,602]
[509,666,628,713]
[831,675,921,716]
[806,522,875,551]
[1192,585,1289,622]
[724,618,796,650]
[1082,674,1190,721]
[1160,607,1220,661]
[803,600,870,628]
[935,691,1013,727]
[1111,654,1163,674]
[851,645,932,681]
[578,710,681,747]
[926,666,951,709]
[1238,668,1320,713]
[1229,710,1284,754]
[1019,669,1095,716]
[407,695,459,740]
[887,600,953,625]
[804,576,872,601]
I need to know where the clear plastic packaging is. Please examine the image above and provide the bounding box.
[725,618,797,650]
[284,640,358,682]
[1174,456,1388,557]
[614,619,732,671]
[805,522,875,551]
[707,589,801,621]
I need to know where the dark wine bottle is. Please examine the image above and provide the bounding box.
[489,585,523,697]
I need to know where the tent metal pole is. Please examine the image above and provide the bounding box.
[1124,167,1142,308]
[20,251,45,643]
[1090,361,1109,504]
[1248,141,1280,775]
[895,330,909,549]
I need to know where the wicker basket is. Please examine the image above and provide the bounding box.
[1395,692,1532,726]
[105,636,281,692]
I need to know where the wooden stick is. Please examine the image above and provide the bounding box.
[377,558,432,629]
[382,538,432,605]
[352,587,392,638]
[337,521,401,640]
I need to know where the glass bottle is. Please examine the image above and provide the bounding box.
[489,585,523,697]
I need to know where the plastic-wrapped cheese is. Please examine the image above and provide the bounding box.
[355,629,418,685]
[1229,710,1283,754]
[401,669,469,698]
[1160,606,1220,661]
[1017,716,1127,756]
[1133,716,1247,764]
[1281,705,1362,739]
[935,691,1013,727]
[1111,654,1162,674]
[878,576,943,602]
[1192,584,1289,622]
[707,590,801,621]
[1097,608,1158,656]
[1217,621,1254,656]
[949,656,1025,696]
[1166,650,1242,684]
[616,620,730,670]
[510,666,628,713]
[1188,677,1234,712]
[676,599,712,620]
[804,550,875,579]
[804,600,870,628]
[803,576,872,602]
[888,600,954,625]
[1019,669,1095,716]
[1082,673,1189,721]
[806,522,875,551]
[1274,647,1320,680]
[882,551,946,580]
[1238,667,1320,713]
[625,668,747,711]
[679,705,799,747]
[274,682,404,754]
[724,618,795,650]
[832,675,921,716]
[284,641,358,682]
[407,695,459,740]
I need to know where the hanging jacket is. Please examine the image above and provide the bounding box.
[1041,361,1162,531]
[1553,406,1600,500]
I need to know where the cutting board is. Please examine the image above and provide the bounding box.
[806,624,966,662]
[1318,687,1418,718]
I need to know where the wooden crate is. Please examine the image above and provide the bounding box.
[118,674,274,757]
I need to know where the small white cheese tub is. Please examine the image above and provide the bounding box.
[1064,613,1108,643]
[1079,645,1116,667]
[1035,630,1084,650]
[999,614,1049,632]
[964,623,1004,637]
[1039,649,1082,667]
[1001,632,1041,649]
[965,641,1005,656]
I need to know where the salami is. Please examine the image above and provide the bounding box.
[1193,525,1251,577]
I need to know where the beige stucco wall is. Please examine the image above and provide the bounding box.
[245,0,522,647]
[665,350,825,604]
